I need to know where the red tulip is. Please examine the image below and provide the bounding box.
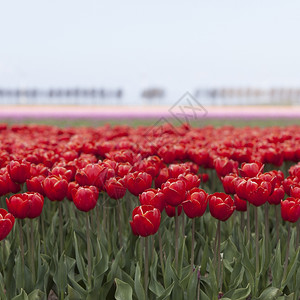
[208,192,235,221]
[130,205,161,237]
[75,163,108,190]
[7,160,31,184]
[165,204,183,217]
[268,185,285,205]
[178,173,200,191]
[116,162,132,177]
[26,175,46,196]
[51,166,73,182]
[239,162,264,178]
[154,167,170,188]
[105,177,127,200]
[233,194,247,212]
[222,173,239,194]
[6,192,44,219]
[126,171,152,196]
[182,188,208,218]
[67,181,80,201]
[162,178,186,207]
[73,186,99,212]
[290,186,300,199]
[43,175,68,201]
[0,208,15,241]
[139,188,165,212]
[214,157,238,178]
[245,178,272,207]
[168,164,189,179]
[281,197,300,223]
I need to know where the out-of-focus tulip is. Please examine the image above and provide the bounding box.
[67,181,80,201]
[26,175,46,196]
[233,194,247,212]
[165,204,182,217]
[239,162,264,178]
[154,167,170,188]
[268,185,285,205]
[214,157,238,178]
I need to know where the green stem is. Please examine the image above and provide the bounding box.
[265,203,269,260]
[158,230,165,275]
[175,207,179,271]
[217,220,221,291]
[59,202,64,255]
[117,201,123,247]
[86,213,92,289]
[18,220,25,291]
[30,220,36,283]
[247,201,251,251]
[275,205,280,242]
[144,236,149,300]
[182,212,185,236]
[96,203,101,240]
[255,206,259,295]
[240,211,245,233]
[283,223,291,280]
[296,219,299,249]
[191,218,195,271]
[41,212,47,255]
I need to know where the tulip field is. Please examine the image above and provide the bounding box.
[0,122,300,300]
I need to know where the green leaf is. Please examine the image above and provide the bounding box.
[256,287,282,300]
[281,248,299,289]
[134,264,145,300]
[73,232,88,282]
[156,282,175,300]
[115,278,133,300]
[0,272,6,300]
[240,241,255,294]
[229,258,244,290]
[178,236,187,280]
[199,290,210,300]
[107,247,123,282]
[231,284,251,300]
[28,290,45,300]
[11,289,28,300]
[68,275,88,298]
[67,284,84,300]
[200,238,209,276]
[187,269,198,300]
[271,242,282,288]
[53,253,67,297]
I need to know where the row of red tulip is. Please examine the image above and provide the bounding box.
[0,124,300,244]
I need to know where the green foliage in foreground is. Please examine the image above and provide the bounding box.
[0,175,299,299]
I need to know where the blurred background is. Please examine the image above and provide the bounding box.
[1,0,300,124]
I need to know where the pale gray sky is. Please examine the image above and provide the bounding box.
[0,0,300,91]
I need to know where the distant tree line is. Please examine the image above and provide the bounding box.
[0,88,123,98]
